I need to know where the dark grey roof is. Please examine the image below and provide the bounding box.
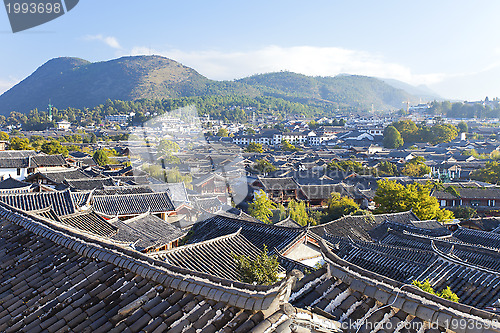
[93,191,175,216]
[58,210,118,237]
[109,213,185,251]
[24,168,93,185]
[256,177,300,191]
[0,190,77,216]
[30,154,67,167]
[186,213,306,255]
[64,177,116,190]
[0,203,292,333]
[153,230,265,280]
[0,150,37,158]
[0,177,32,189]
[0,157,29,168]
[310,211,420,242]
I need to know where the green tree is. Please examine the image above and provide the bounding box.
[412,279,459,302]
[374,179,454,222]
[248,190,276,223]
[92,149,110,166]
[252,159,277,174]
[401,157,431,177]
[0,131,9,141]
[470,161,500,184]
[245,142,264,153]
[157,139,180,155]
[8,137,33,150]
[40,140,69,156]
[288,199,315,226]
[232,245,279,285]
[383,126,404,149]
[453,206,477,220]
[282,140,300,152]
[216,128,229,137]
[392,120,418,142]
[457,121,468,133]
[430,124,458,144]
[327,193,360,220]
[377,161,398,176]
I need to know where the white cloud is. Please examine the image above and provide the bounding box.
[129,45,447,86]
[84,34,122,49]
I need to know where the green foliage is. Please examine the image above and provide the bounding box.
[157,139,180,155]
[377,161,398,176]
[248,190,276,224]
[41,140,69,156]
[231,245,280,285]
[245,142,264,153]
[401,157,431,177]
[282,140,301,152]
[216,128,229,137]
[252,159,277,174]
[327,193,360,221]
[457,121,468,133]
[383,126,404,148]
[453,206,477,220]
[444,185,460,197]
[327,159,365,173]
[374,179,454,222]
[391,119,458,145]
[0,131,9,141]
[92,150,110,166]
[288,199,315,226]
[8,137,33,150]
[412,279,459,302]
[430,100,500,119]
[471,161,500,184]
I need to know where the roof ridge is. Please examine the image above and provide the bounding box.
[0,200,292,308]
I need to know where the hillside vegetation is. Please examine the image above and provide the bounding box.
[0,55,427,116]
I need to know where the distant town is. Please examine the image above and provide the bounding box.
[2,98,500,332]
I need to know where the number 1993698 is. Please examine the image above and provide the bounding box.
[5,2,61,14]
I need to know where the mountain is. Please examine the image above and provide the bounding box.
[237,72,419,110]
[0,55,431,115]
[379,78,442,101]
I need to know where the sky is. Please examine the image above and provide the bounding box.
[1,0,499,101]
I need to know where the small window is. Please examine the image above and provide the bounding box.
[16,168,20,176]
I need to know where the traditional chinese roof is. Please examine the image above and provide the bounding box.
[186,213,306,255]
[0,189,77,216]
[153,230,269,280]
[0,177,33,190]
[92,191,175,216]
[24,168,93,185]
[109,212,186,251]
[0,201,294,333]
[64,177,116,191]
[310,211,420,242]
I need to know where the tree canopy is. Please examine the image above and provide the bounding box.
[92,149,110,166]
[245,142,264,153]
[383,126,404,149]
[327,193,360,221]
[470,161,500,184]
[232,245,279,285]
[401,157,431,177]
[248,190,276,223]
[374,179,454,222]
[288,199,315,226]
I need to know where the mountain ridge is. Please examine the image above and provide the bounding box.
[0,55,439,115]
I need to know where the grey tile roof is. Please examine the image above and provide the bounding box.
[0,177,32,190]
[92,191,175,216]
[310,211,420,242]
[289,242,500,332]
[109,212,185,251]
[0,203,293,333]
[64,177,116,190]
[0,189,77,216]
[186,213,306,255]
[24,168,93,185]
[154,230,268,281]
